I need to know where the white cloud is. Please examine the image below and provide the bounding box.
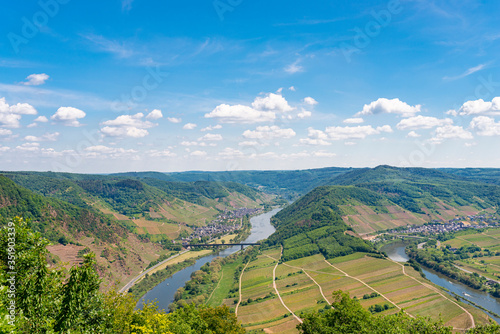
[243,126,296,140]
[84,145,138,157]
[306,127,328,140]
[0,97,38,128]
[0,145,10,152]
[325,125,392,140]
[101,126,149,138]
[252,93,294,113]
[198,133,223,141]
[190,150,207,157]
[357,98,421,117]
[34,116,48,123]
[51,107,86,127]
[181,141,199,146]
[16,142,40,152]
[303,97,318,106]
[312,151,336,158]
[432,125,473,142]
[299,138,331,146]
[101,112,156,138]
[147,149,176,157]
[289,86,296,91]
[0,129,12,136]
[396,116,453,130]
[459,97,500,116]
[183,123,197,130]
[238,141,259,147]
[443,64,487,81]
[297,110,312,118]
[407,131,421,138]
[167,117,182,123]
[218,147,244,159]
[24,132,59,142]
[446,109,458,116]
[343,117,364,124]
[284,60,303,74]
[470,116,500,136]
[201,124,222,131]
[23,73,49,86]
[146,109,163,120]
[205,104,275,124]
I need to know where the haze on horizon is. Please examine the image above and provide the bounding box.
[1,0,500,173]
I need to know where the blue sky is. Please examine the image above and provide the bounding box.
[1,0,500,173]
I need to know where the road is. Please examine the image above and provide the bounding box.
[119,249,189,293]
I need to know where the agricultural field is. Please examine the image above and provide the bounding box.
[209,249,488,333]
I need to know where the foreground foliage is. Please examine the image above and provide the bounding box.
[298,290,500,334]
[0,217,245,333]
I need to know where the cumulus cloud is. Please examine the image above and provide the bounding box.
[299,138,331,146]
[183,123,197,130]
[252,93,294,113]
[84,145,138,158]
[289,86,296,91]
[343,117,364,124]
[205,93,297,124]
[470,116,500,136]
[205,104,275,123]
[34,116,48,123]
[357,98,421,117]
[407,131,421,138]
[24,132,59,142]
[0,97,38,128]
[198,133,223,141]
[218,147,244,159]
[243,126,296,140]
[101,112,156,138]
[238,141,259,147]
[325,125,392,140]
[16,142,40,152]
[306,127,328,140]
[458,97,500,116]
[147,149,176,157]
[201,124,222,131]
[23,73,49,86]
[297,110,312,119]
[51,107,86,127]
[432,125,473,142]
[190,150,207,157]
[0,129,12,136]
[146,109,163,120]
[303,97,318,106]
[396,116,453,130]
[167,117,182,123]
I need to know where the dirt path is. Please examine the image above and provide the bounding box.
[323,259,402,312]
[387,258,475,329]
[206,270,223,305]
[235,261,250,316]
[269,247,303,324]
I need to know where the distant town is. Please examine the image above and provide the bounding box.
[386,213,500,237]
[182,207,262,243]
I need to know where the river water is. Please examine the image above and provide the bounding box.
[381,241,500,323]
[137,208,280,311]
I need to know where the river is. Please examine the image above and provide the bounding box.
[137,208,280,311]
[381,241,500,323]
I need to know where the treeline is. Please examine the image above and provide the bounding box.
[0,217,245,334]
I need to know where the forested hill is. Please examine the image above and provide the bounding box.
[2,171,270,216]
[330,165,500,214]
[267,186,378,261]
[0,175,126,244]
[112,166,354,199]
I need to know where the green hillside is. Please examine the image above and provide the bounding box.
[267,186,377,261]
[331,165,500,215]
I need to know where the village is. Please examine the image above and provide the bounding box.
[182,207,263,243]
[387,213,500,236]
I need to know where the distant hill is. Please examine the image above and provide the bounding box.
[112,166,354,199]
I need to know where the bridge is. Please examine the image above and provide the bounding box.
[183,242,259,250]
